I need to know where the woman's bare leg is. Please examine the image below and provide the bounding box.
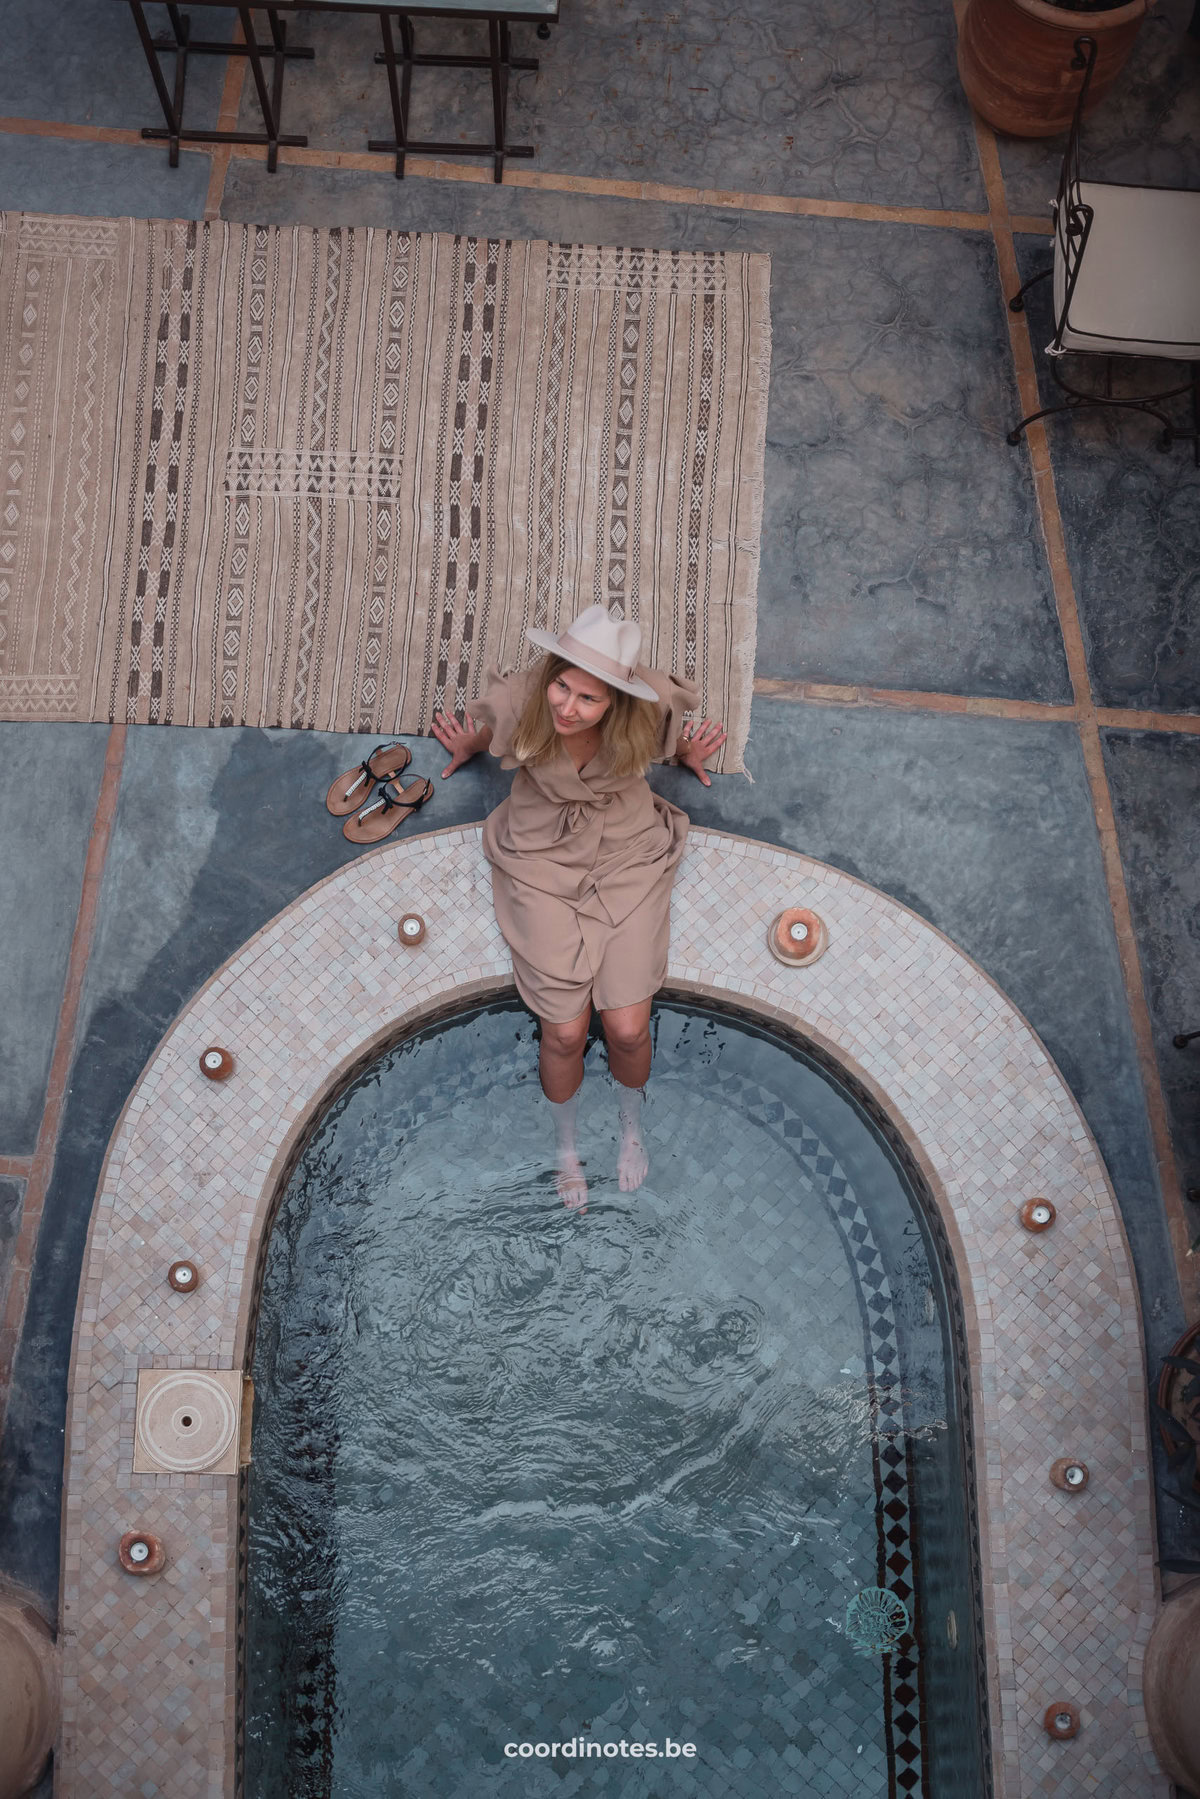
[540,1007,591,1209]
[600,1000,653,1191]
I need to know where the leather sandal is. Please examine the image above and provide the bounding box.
[342,775,434,844]
[326,742,412,816]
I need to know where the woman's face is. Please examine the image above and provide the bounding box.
[548,665,612,735]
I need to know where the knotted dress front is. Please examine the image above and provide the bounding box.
[472,665,699,1021]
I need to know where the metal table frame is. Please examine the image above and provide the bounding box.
[370,6,548,182]
[123,0,558,181]
[127,1,313,172]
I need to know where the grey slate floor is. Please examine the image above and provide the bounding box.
[1,0,1199,1643]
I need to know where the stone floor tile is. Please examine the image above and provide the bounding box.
[1011,232,1200,716]
[0,0,233,132]
[239,0,986,212]
[0,133,212,219]
[1102,729,1200,1212]
[0,724,109,1153]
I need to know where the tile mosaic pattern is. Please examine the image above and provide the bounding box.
[58,825,1165,1797]
[250,1037,927,1795]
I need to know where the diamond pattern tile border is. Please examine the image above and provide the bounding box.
[58,826,1166,1799]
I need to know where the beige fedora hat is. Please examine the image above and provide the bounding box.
[525,605,658,701]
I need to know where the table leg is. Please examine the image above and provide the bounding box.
[129,0,184,166]
[368,6,538,179]
[489,17,505,183]
[266,8,291,153]
[131,0,310,165]
[238,6,283,172]
[372,9,411,179]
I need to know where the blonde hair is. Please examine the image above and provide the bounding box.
[511,654,660,778]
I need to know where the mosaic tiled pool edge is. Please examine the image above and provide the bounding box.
[59,825,1165,1798]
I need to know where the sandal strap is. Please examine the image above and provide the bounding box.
[353,788,389,822]
[340,760,375,801]
[380,777,428,808]
[354,776,430,827]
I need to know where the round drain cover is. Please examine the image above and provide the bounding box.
[135,1371,239,1473]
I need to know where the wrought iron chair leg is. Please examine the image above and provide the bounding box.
[1006,394,1182,448]
[1163,367,1200,468]
[1008,267,1052,315]
[1147,366,1200,463]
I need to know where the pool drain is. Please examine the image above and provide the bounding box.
[133,1369,244,1475]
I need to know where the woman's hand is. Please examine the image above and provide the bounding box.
[431,711,492,778]
[676,718,727,785]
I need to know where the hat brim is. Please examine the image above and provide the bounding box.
[525,628,659,701]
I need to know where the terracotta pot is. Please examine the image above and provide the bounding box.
[1144,1580,1200,1792]
[0,1599,58,1799]
[957,0,1148,137]
[1156,1318,1200,1476]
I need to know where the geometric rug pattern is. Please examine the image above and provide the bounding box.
[0,213,769,766]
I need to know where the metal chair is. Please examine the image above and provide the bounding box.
[1007,35,1200,463]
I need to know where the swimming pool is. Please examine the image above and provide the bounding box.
[242,996,987,1797]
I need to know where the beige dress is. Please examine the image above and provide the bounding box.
[472,665,700,1022]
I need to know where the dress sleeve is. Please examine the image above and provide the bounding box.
[640,667,701,763]
[469,666,535,764]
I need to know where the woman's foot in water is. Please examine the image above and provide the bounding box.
[557,1153,589,1211]
[547,1088,588,1212]
[618,1123,649,1192]
[617,1084,649,1192]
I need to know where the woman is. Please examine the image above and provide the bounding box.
[432,605,726,1211]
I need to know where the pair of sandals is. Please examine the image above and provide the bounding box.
[325,742,434,843]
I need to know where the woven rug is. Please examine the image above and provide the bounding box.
[0,212,769,767]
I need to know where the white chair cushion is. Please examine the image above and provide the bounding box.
[1052,181,1200,360]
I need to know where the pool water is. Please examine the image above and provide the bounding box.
[243,1000,987,1797]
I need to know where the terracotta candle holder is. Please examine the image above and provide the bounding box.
[1020,1198,1056,1232]
[118,1531,166,1576]
[1043,1702,1080,1740]
[767,907,829,967]
[397,914,426,947]
[1050,1459,1089,1492]
[199,1047,235,1082]
[167,1260,200,1293]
